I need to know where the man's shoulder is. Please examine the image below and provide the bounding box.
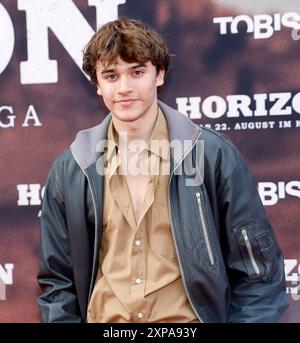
[159,100,241,158]
[52,148,73,165]
[49,148,79,175]
[197,126,245,179]
[199,126,242,159]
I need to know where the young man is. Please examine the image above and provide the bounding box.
[37,17,288,323]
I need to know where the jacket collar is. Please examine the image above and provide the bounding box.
[70,100,201,171]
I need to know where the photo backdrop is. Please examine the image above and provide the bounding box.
[0,0,299,322]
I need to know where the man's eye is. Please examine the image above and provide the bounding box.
[106,74,116,80]
[133,70,144,76]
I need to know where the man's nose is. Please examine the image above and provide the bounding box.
[118,75,133,94]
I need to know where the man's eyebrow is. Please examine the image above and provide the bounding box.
[101,68,115,75]
[100,63,147,75]
[131,63,147,69]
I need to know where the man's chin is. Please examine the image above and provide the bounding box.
[113,112,143,123]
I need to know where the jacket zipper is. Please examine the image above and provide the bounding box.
[83,171,99,310]
[241,229,260,276]
[195,192,215,266]
[167,131,203,323]
[70,151,100,321]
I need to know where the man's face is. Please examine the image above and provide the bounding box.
[95,57,165,123]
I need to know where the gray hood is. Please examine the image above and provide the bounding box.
[70,100,201,171]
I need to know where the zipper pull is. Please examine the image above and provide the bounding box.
[241,229,249,241]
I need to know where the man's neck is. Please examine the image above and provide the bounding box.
[111,102,158,145]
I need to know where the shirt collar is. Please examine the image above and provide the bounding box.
[105,119,119,163]
[105,105,170,162]
[146,106,169,161]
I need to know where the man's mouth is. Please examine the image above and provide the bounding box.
[115,98,139,105]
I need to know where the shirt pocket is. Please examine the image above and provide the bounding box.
[149,206,177,261]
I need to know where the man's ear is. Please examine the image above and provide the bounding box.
[156,69,165,87]
[96,84,102,96]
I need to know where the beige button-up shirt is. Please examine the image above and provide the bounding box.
[87,107,198,323]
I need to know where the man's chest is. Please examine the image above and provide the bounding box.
[124,173,150,223]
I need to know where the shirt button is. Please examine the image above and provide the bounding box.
[135,278,142,284]
[135,240,141,246]
[137,312,144,319]
[104,160,108,168]
[104,146,108,153]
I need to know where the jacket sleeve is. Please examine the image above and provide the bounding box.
[37,161,82,322]
[219,156,289,322]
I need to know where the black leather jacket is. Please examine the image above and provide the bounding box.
[38,101,288,322]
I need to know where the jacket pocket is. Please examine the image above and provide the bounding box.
[233,224,261,281]
[195,191,216,266]
[233,222,278,282]
[255,228,279,282]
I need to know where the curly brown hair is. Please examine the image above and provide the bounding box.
[82,17,171,87]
